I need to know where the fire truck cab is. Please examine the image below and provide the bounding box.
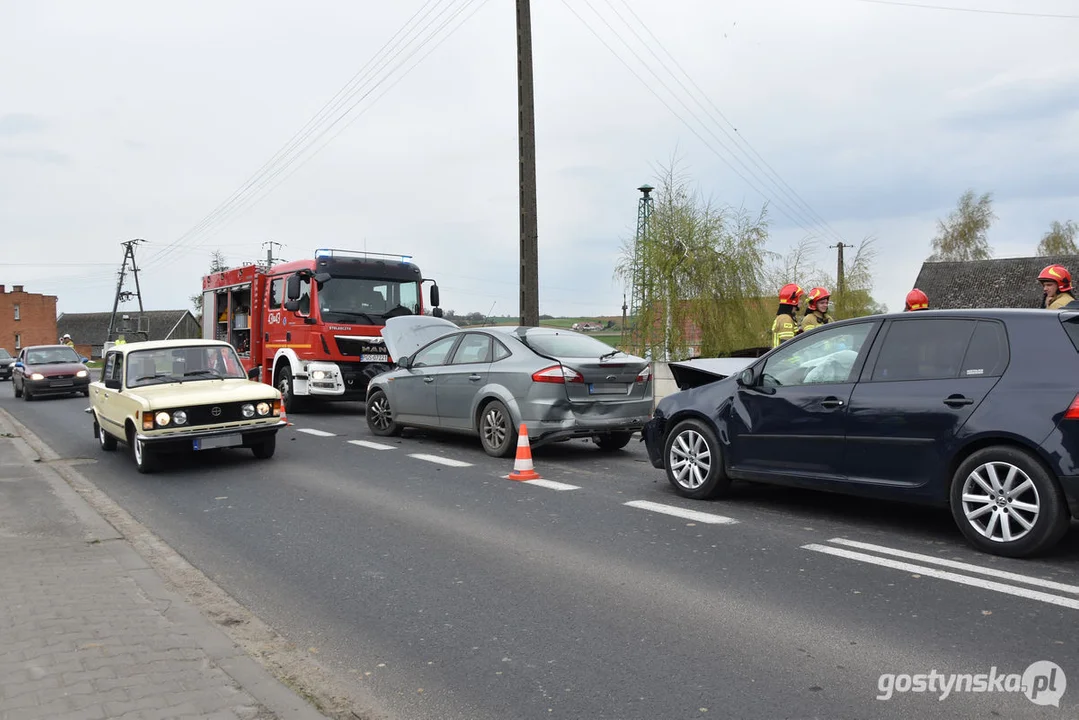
[201,249,442,412]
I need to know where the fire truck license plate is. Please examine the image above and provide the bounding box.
[361,354,389,362]
[193,434,241,451]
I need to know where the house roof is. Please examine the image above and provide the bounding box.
[912,255,1079,310]
[56,310,196,345]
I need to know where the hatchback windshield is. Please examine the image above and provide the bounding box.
[26,346,81,365]
[126,345,247,387]
[523,330,620,358]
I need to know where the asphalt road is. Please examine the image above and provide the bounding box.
[4,383,1079,720]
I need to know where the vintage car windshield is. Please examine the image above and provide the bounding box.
[317,277,420,323]
[26,346,81,365]
[126,345,247,388]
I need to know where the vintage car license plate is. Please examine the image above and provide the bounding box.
[588,383,628,395]
[193,434,242,451]
[361,353,389,362]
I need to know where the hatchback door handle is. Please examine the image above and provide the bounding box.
[423,376,435,383]
[944,394,974,407]
[820,397,844,408]
[469,374,482,381]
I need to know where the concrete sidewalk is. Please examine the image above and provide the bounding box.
[0,410,330,720]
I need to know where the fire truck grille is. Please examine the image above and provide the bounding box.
[334,337,387,358]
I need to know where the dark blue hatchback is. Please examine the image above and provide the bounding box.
[643,308,1079,558]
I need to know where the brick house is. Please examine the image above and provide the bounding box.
[57,310,202,359]
[912,255,1079,309]
[0,285,59,355]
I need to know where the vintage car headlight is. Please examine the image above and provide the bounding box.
[256,402,271,416]
[311,370,328,380]
[30,373,44,381]
[155,411,171,427]
[172,410,188,425]
[241,403,256,418]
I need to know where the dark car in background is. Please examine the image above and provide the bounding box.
[12,344,91,400]
[643,309,1079,558]
[0,348,14,380]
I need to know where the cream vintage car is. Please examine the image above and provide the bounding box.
[88,339,286,473]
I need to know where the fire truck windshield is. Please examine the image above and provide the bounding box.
[316,277,420,324]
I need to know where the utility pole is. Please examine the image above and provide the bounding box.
[262,240,284,269]
[517,0,539,326]
[830,241,851,296]
[107,239,146,343]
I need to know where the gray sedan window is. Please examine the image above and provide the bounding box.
[450,334,492,365]
[412,336,458,368]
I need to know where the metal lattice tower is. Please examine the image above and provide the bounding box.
[106,239,146,343]
[622,184,654,353]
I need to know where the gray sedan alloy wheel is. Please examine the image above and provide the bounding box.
[479,400,515,458]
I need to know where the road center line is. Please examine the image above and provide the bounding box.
[409,453,473,468]
[519,479,580,491]
[348,440,396,451]
[295,428,335,437]
[825,538,1079,595]
[624,500,739,525]
[802,543,1079,611]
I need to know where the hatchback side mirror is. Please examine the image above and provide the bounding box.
[737,368,756,387]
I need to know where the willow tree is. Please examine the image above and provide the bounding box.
[616,161,771,360]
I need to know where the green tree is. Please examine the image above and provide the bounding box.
[616,158,770,360]
[1036,220,1079,256]
[928,189,995,261]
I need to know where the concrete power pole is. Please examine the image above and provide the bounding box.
[830,241,851,297]
[262,240,283,269]
[517,0,539,327]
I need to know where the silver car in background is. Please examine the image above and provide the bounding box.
[366,316,654,457]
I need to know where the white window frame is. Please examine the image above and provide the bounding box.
[14,333,21,350]
[13,304,19,321]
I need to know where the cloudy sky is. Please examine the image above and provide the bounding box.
[3,0,1078,320]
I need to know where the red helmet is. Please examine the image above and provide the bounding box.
[806,287,831,311]
[778,283,805,305]
[1038,265,1073,293]
[905,288,929,311]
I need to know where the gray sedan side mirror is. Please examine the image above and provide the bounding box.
[396,355,411,369]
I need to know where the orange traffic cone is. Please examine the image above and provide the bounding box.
[507,423,540,481]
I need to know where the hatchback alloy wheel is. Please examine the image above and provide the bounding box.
[960,461,1040,544]
[662,419,731,499]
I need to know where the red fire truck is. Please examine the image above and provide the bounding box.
[201,249,442,412]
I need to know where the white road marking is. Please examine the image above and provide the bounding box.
[802,543,1079,611]
[295,428,335,437]
[409,454,473,468]
[825,538,1079,595]
[348,440,397,451]
[624,500,739,525]
[519,479,580,491]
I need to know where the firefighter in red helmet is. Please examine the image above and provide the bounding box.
[772,283,805,347]
[798,287,833,334]
[904,289,929,312]
[1038,265,1076,309]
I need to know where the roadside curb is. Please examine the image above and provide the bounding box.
[0,407,387,720]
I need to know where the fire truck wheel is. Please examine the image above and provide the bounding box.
[276,366,306,414]
[366,389,400,436]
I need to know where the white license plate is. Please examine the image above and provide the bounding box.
[589,383,628,395]
[51,380,74,387]
[193,434,242,451]
[361,354,389,362]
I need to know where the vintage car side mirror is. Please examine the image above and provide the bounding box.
[104,378,121,391]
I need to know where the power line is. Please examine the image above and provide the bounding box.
[855,0,1079,19]
[142,0,475,270]
[563,0,837,241]
[611,0,848,245]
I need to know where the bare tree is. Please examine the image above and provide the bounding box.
[1036,220,1079,256]
[190,250,230,317]
[928,189,995,261]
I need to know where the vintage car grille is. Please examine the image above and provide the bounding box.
[334,336,387,358]
[161,402,251,428]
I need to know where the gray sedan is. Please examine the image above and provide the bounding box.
[366,316,654,457]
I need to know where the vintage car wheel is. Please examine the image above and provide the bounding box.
[366,389,400,437]
[96,420,117,452]
[479,399,516,458]
[949,446,1069,558]
[595,432,633,452]
[663,419,731,500]
[251,435,276,459]
[127,427,157,474]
